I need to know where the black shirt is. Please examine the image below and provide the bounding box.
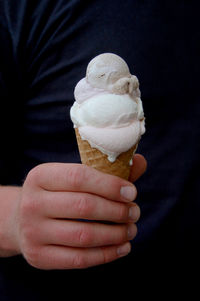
[0,0,199,299]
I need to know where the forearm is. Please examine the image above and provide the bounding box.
[0,185,21,257]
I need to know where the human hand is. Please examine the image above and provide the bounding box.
[16,156,146,270]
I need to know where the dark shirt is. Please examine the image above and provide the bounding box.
[0,0,199,299]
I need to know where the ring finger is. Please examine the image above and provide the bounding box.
[41,219,137,248]
[40,191,140,223]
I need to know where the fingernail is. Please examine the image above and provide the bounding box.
[127,224,136,240]
[120,185,137,201]
[117,242,131,257]
[129,205,140,221]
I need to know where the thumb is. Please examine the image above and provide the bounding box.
[129,154,147,182]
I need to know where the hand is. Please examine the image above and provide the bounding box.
[16,156,146,270]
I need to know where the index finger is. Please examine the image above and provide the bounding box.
[29,163,137,203]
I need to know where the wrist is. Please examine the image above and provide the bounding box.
[0,186,22,257]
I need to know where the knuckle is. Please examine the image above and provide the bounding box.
[20,231,40,265]
[72,254,87,269]
[67,165,84,189]
[23,244,54,270]
[25,165,43,186]
[117,204,128,222]
[100,247,110,265]
[23,245,43,269]
[76,195,93,217]
[109,177,122,198]
[67,164,91,190]
[19,220,39,249]
[20,192,39,218]
[22,226,35,244]
[76,226,93,247]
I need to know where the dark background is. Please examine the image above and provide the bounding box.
[0,0,199,299]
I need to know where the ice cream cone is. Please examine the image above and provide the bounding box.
[70,53,145,180]
[75,128,137,180]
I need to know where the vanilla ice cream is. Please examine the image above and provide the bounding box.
[70,53,145,163]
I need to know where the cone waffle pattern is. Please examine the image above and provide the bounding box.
[75,128,137,180]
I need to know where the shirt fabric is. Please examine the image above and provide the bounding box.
[0,0,199,299]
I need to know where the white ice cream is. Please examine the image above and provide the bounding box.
[70,53,145,162]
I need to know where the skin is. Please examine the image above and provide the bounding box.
[0,154,147,270]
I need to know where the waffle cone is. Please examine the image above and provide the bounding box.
[75,128,138,180]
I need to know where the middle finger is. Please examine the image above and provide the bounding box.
[41,191,140,223]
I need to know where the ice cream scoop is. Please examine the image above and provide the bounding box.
[70,53,145,179]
